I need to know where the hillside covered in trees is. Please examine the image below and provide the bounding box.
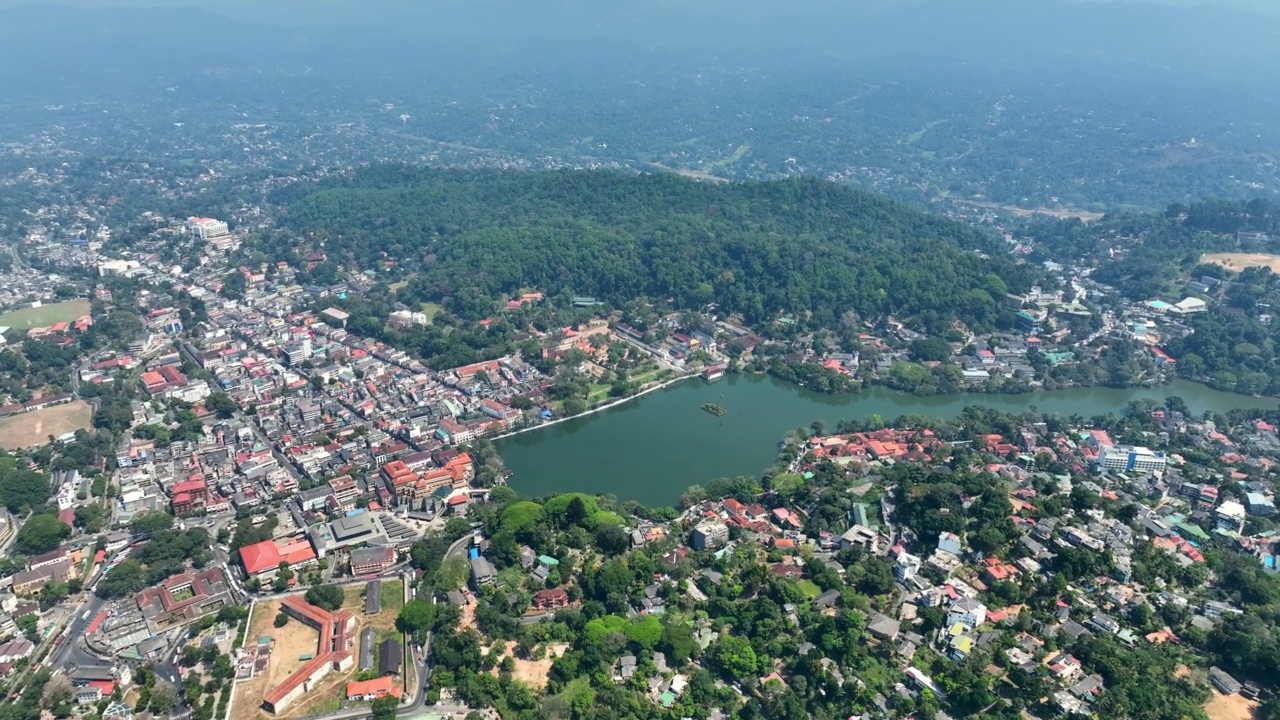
[267,167,1042,335]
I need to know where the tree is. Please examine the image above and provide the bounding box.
[371,694,398,719]
[305,584,343,611]
[274,613,289,628]
[660,621,698,664]
[131,511,175,536]
[626,615,663,651]
[501,501,545,540]
[594,524,630,555]
[565,496,588,528]
[148,682,179,714]
[434,555,470,591]
[396,599,438,643]
[41,674,73,710]
[17,612,37,637]
[205,393,238,420]
[75,504,110,533]
[15,513,72,554]
[0,469,50,513]
[710,635,758,680]
[97,559,148,598]
[909,337,954,362]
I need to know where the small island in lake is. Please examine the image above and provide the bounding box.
[701,402,727,416]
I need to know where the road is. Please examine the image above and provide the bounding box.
[49,593,110,670]
[0,509,19,556]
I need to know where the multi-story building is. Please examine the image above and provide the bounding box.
[135,568,232,635]
[170,477,210,515]
[691,521,729,551]
[187,217,230,240]
[350,547,396,576]
[1097,446,1167,475]
[436,418,478,445]
[1215,500,1247,532]
[329,476,360,511]
[894,552,922,582]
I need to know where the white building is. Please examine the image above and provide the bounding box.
[1215,501,1247,533]
[1170,297,1207,314]
[187,217,230,240]
[946,598,987,629]
[894,552,922,582]
[1097,446,1166,475]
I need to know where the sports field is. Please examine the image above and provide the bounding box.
[0,400,92,449]
[1201,252,1280,273]
[0,300,90,331]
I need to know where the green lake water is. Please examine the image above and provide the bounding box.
[496,374,1278,506]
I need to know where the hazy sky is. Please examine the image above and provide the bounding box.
[0,0,1275,11]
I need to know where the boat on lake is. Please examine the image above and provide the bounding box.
[701,402,726,416]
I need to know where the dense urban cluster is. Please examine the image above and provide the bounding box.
[0,15,1276,714]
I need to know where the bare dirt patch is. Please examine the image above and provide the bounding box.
[458,596,478,631]
[231,598,347,720]
[0,400,92,449]
[648,163,731,184]
[487,641,568,690]
[1204,690,1257,720]
[1201,252,1280,274]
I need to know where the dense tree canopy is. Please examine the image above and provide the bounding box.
[269,167,1041,335]
[14,512,71,554]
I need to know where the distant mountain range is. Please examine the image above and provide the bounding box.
[2,0,1278,82]
[1,0,1278,23]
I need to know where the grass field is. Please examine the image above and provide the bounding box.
[797,579,822,599]
[1201,252,1280,273]
[703,144,750,173]
[0,300,90,331]
[0,400,92,449]
[417,302,443,325]
[905,119,949,145]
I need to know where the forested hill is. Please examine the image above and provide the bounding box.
[272,169,1039,333]
[269,167,1042,332]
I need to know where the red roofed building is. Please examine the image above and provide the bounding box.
[135,567,232,634]
[532,587,571,610]
[171,477,210,514]
[381,460,415,488]
[239,539,281,580]
[409,467,453,498]
[276,537,317,568]
[140,371,168,395]
[346,676,400,702]
[444,452,474,485]
[263,596,355,713]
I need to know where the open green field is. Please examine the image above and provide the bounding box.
[380,579,405,615]
[419,302,443,324]
[0,300,90,331]
[797,579,822,599]
[703,144,750,173]
[904,119,949,145]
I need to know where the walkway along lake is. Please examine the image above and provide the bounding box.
[495,374,1279,507]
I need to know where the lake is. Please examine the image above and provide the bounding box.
[495,374,1278,506]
